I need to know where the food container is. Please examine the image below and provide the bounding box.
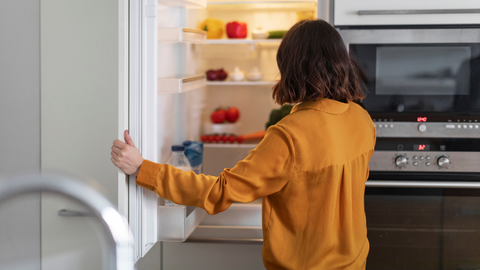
[246,67,263,81]
[230,67,245,81]
[252,26,269,39]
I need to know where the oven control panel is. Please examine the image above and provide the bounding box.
[374,121,480,138]
[369,151,480,172]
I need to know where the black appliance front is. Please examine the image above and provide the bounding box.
[351,43,480,121]
[365,187,480,270]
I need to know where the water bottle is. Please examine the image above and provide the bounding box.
[165,145,192,206]
[183,140,204,174]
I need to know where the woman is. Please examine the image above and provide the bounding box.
[111,19,376,269]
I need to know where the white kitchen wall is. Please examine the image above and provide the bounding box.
[0,0,41,269]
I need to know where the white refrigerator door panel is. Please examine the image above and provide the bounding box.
[129,0,158,261]
[130,0,208,261]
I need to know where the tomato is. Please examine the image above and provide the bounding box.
[200,135,208,143]
[228,135,236,143]
[211,108,227,123]
[236,136,244,144]
[207,135,214,142]
[220,134,229,143]
[225,107,240,123]
[214,134,221,143]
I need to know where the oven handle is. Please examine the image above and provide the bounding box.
[366,180,480,189]
[358,9,480,15]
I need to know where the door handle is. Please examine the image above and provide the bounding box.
[358,9,480,15]
[58,209,94,217]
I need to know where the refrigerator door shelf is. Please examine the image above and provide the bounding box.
[158,205,206,242]
[158,75,206,93]
[158,0,206,8]
[158,27,206,43]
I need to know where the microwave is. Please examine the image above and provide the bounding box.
[340,28,480,123]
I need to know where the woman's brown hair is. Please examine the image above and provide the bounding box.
[272,19,365,105]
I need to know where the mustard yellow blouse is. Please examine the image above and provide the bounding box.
[137,98,376,269]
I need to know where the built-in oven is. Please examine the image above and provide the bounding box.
[340,28,480,269]
[364,185,480,270]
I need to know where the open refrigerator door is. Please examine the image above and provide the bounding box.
[129,0,318,261]
[128,0,160,261]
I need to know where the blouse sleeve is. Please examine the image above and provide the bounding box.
[136,125,295,215]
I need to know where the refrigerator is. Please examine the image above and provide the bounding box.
[128,0,320,268]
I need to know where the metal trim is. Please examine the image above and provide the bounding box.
[358,9,480,15]
[186,238,263,244]
[366,180,480,189]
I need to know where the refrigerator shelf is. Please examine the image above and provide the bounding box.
[189,200,263,241]
[158,27,206,43]
[158,205,206,242]
[204,143,258,148]
[189,225,263,241]
[204,39,281,45]
[207,0,316,3]
[206,0,317,10]
[208,0,316,3]
[206,81,276,86]
[158,75,206,93]
[158,0,206,8]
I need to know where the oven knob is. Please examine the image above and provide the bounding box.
[395,156,408,167]
[437,156,450,167]
[418,124,427,133]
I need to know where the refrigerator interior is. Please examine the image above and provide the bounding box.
[157,5,317,193]
[157,2,318,155]
[152,1,318,267]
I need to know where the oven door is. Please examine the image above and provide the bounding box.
[340,29,480,121]
[365,180,480,270]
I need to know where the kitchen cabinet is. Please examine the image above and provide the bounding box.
[334,0,480,27]
[39,0,128,269]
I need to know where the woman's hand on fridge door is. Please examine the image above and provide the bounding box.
[111,130,144,176]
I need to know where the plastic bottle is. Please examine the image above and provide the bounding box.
[165,145,192,206]
[183,140,204,174]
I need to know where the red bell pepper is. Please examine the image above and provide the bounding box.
[226,21,248,39]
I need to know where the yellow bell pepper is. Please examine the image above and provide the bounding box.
[199,18,224,39]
